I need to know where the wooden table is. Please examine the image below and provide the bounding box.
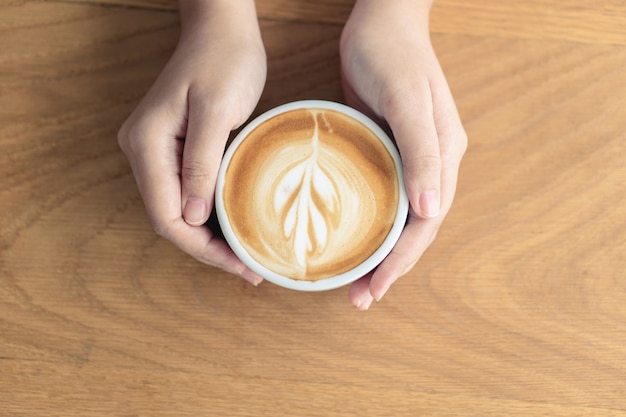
[2,0,625,415]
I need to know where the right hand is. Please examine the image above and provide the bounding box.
[339,0,467,309]
[118,0,267,284]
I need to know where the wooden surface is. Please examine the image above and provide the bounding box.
[1,0,626,415]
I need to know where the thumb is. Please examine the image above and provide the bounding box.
[181,104,233,227]
[383,88,441,219]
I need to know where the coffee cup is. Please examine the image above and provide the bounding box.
[215,100,408,291]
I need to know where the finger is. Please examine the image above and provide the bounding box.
[382,82,442,220]
[368,213,435,302]
[142,146,262,285]
[158,216,263,286]
[181,97,234,227]
[431,74,468,164]
[125,112,262,285]
[348,273,375,311]
[369,138,464,301]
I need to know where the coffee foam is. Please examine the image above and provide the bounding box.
[222,108,399,281]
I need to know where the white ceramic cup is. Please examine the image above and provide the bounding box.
[215,100,409,291]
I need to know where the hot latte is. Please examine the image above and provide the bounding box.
[218,102,405,284]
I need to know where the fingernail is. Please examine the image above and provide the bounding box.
[420,190,440,218]
[235,264,263,286]
[248,276,263,286]
[374,287,388,302]
[355,294,374,311]
[249,274,263,287]
[184,198,208,226]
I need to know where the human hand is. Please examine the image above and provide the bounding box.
[340,0,467,309]
[118,0,266,284]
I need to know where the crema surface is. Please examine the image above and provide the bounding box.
[223,108,399,281]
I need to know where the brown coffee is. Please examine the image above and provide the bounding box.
[221,108,400,281]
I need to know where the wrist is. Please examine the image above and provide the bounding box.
[353,0,433,13]
[350,0,432,26]
[343,0,433,49]
[178,0,261,40]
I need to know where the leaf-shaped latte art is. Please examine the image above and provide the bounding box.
[223,107,399,281]
[273,113,340,268]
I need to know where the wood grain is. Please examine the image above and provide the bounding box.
[2,0,626,416]
[62,0,626,44]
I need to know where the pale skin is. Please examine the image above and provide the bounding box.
[118,0,467,310]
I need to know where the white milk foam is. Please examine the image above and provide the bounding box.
[223,107,398,281]
[250,111,377,278]
[270,113,359,268]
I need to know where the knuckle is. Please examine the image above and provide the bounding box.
[117,119,147,158]
[456,130,469,157]
[418,154,442,169]
[117,121,131,154]
[441,127,468,161]
[152,219,173,240]
[408,154,442,173]
[380,84,419,119]
[181,161,212,183]
[189,90,244,130]
[429,222,441,245]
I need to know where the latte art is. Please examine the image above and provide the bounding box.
[221,107,400,281]
[271,113,350,268]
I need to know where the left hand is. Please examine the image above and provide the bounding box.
[339,0,467,310]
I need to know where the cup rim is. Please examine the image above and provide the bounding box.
[216,100,409,291]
